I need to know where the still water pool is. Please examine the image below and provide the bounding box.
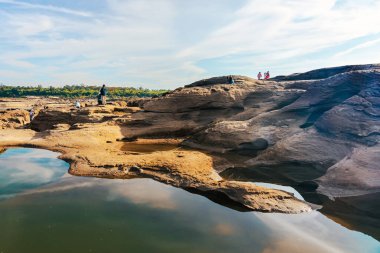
[0,148,379,253]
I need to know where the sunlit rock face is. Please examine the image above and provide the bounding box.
[122,64,380,234]
[0,109,30,129]
[168,66,380,199]
[110,65,380,238]
[1,64,379,239]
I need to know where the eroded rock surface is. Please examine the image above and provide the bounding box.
[116,64,380,239]
[1,64,380,235]
[0,109,30,129]
[0,127,310,214]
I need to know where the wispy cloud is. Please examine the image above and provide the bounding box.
[0,0,380,88]
[334,38,380,57]
[177,0,380,66]
[0,0,93,17]
[105,179,178,210]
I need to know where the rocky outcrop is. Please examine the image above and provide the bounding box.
[1,63,380,237]
[181,69,380,199]
[30,105,140,131]
[116,64,380,239]
[0,128,311,214]
[0,109,30,129]
[317,144,380,196]
[186,75,258,87]
[94,67,380,203]
[30,108,106,131]
[272,63,380,81]
[120,81,262,138]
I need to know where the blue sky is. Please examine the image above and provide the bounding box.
[1,0,380,89]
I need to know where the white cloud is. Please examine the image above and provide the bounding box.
[177,0,380,61]
[0,0,380,88]
[334,38,380,58]
[0,159,55,186]
[105,179,178,210]
[7,14,54,37]
[0,0,93,17]
[256,212,365,253]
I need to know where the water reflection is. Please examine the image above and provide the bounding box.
[0,148,379,253]
[104,179,178,210]
[0,148,68,199]
[253,182,304,200]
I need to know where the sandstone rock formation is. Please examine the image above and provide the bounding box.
[0,98,311,213]
[0,127,310,214]
[1,63,379,238]
[117,64,380,239]
[0,109,30,129]
[129,66,380,200]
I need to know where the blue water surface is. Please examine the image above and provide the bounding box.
[0,148,379,253]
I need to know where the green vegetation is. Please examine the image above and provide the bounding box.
[0,85,169,98]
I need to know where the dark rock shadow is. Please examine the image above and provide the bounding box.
[321,192,380,242]
[219,161,380,241]
[184,187,252,212]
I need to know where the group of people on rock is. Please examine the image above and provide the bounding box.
[72,84,108,111]
[76,84,108,108]
[74,84,107,109]
[29,69,273,120]
[28,84,107,123]
[226,70,270,85]
[257,71,270,80]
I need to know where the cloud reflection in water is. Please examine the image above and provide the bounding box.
[1,148,379,253]
[0,148,68,198]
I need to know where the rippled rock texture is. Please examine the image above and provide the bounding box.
[1,64,380,237]
[122,64,380,239]
[135,66,380,199]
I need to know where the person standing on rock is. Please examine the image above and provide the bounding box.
[227,75,235,84]
[99,84,107,105]
[29,108,34,121]
[265,71,270,80]
[257,72,262,80]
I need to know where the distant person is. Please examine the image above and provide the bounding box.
[29,109,34,121]
[257,72,262,80]
[97,93,102,105]
[265,71,270,80]
[227,75,235,84]
[99,84,107,105]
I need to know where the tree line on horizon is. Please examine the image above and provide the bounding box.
[0,85,170,98]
